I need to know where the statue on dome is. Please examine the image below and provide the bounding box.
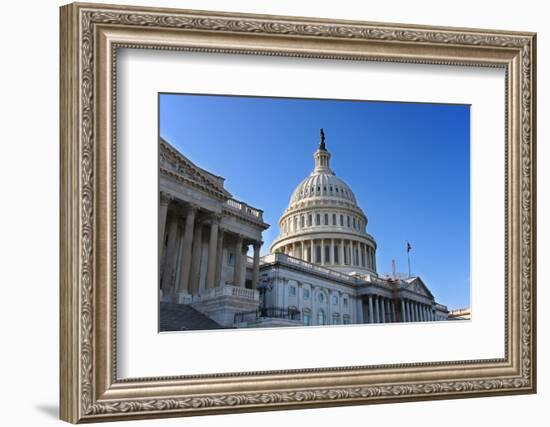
[319,128,327,150]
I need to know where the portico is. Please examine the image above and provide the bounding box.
[159,138,269,324]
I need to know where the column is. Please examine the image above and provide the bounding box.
[176,206,197,294]
[415,303,420,322]
[233,235,244,287]
[400,299,406,322]
[292,241,296,258]
[356,297,364,324]
[320,239,325,265]
[310,240,314,263]
[380,297,386,323]
[374,296,380,323]
[368,295,374,323]
[297,282,302,312]
[158,193,171,266]
[387,300,393,322]
[251,241,261,289]
[338,291,343,324]
[367,246,372,270]
[205,218,220,290]
[339,239,345,266]
[214,228,225,287]
[331,239,335,265]
[189,220,204,294]
[406,300,413,322]
[161,216,179,294]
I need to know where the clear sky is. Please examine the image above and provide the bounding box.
[159,93,470,310]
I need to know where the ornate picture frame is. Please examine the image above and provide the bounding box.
[60,2,536,423]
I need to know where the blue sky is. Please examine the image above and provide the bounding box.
[159,93,470,310]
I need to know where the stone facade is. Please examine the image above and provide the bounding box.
[158,138,268,324]
[159,133,449,330]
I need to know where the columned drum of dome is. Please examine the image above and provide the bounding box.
[270,130,378,276]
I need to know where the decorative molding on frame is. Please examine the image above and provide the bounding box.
[59,2,536,423]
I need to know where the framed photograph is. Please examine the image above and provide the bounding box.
[60,2,537,423]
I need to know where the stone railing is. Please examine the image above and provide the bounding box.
[261,253,361,284]
[193,284,259,302]
[261,253,396,290]
[225,198,264,221]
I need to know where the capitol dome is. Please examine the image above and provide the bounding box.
[270,130,378,276]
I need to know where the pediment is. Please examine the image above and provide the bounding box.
[160,138,232,198]
[403,277,433,299]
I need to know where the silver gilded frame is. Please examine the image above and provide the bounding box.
[60,2,537,423]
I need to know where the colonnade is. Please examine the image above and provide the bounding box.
[278,238,376,272]
[159,194,262,297]
[362,295,437,323]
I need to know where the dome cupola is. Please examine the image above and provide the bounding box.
[270,130,378,276]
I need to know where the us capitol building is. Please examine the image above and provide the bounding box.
[159,131,449,331]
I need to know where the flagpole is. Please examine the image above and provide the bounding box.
[406,241,412,278]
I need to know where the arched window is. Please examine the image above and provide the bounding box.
[317,310,326,325]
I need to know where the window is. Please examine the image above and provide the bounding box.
[300,215,305,228]
[330,186,333,192]
[317,310,326,325]
[325,245,331,263]
[308,214,312,226]
[343,315,350,325]
[336,187,339,193]
[332,295,338,305]
[293,217,297,230]
[316,245,322,263]
[318,292,325,303]
[334,245,339,264]
[324,213,329,225]
[343,298,348,307]
[347,216,351,227]
[340,214,344,226]
[303,288,310,299]
[303,311,311,326]
[289,286,296,296]
[332,213,336,225]
[316,214,320,225]
[353,217,356,228]
[332,313,340,325]
[228,253,235,266]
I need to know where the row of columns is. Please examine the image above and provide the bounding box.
[159,194,262,297]
[361,295,437,323]
[282,212,365,234]
[279,238,376,271]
